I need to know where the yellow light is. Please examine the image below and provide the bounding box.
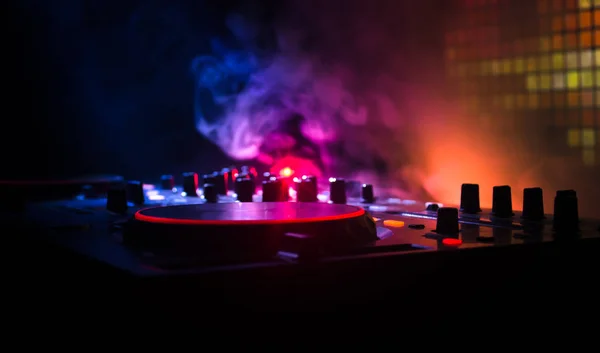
[582,149,595,166]
[279,167,294,177]
[567,71,580,89]
[540,74,552,90]
[552,53,564,69]
[568,129,581,147]
[526,75,539,91]
[581,70,594,88]
[553,73,566,89]
[383,220,405,228]
[579,0,591,9]
[582,128,596,147]
[514,58,525,73]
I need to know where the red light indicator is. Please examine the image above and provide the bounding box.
[442,238,462,247]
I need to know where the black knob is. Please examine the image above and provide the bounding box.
[361,184,375,203]
[297,176,318,202]
[222,168,234,192]
[203,184,218,203]
[206,171,227,195]
[182,172,199,196]
[262,179,281,202]
[160,175,175,190]
[522,187,545,221]
[106,188,128,214]
[126,180,145,205]
[435,207,460,235]
[460,183,481,214]
[236,177,254,202]
[329,178,347,204]
[553,190,579,232]
[491,185,514,218]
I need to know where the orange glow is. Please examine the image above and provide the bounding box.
[383,220,405,228]
[279,167,294,178]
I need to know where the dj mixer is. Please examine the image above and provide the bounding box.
[5,166,600,329]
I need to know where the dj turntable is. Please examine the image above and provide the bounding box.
[6,167,600,327]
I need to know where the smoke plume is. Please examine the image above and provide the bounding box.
[191,0,600,216]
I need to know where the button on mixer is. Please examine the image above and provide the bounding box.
[491,185,514,218]
[460,183,481,214]
[521,187,544,221]
[182,172,199,197]
[329,178,347,204]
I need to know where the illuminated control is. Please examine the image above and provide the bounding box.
[434,207,460,235]
[182,172,199,197]
[491,185,514,218]
[442,238,462,247]
[460,183,481,214]
[383,220,405,228]
[521,187,545,221]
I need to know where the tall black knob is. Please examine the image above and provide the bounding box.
[223,167,235,192]
[297,176,318,202]
[262,180,278,202]
[491,185,514,218]
[361,184,375,203]
[553,190,579,232]
[203,184,218,203]
[329,178,347,204]
[126,180,145,205]
[182,172,199,196]
[460,183,481,214]
[236,177,254,202]
[208,171,227,195]
[522,187,545,221]
[435,207,460,235]
[160,175,175,190]
[106,188,128,214]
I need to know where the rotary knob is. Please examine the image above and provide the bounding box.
[262,179,284,202]
[329,178,347,204]
[296,176,318,202]
[553,190,579,233]
[521,187,545,221]
[182,172,199,196]
[460,183,481,214]
[160,175,175,190]
[434,207,460,235]
[361,184,375,203]
[203,184,218,203]
[236,177,255,202]
[106,187,128,214]
[491,185,514,218]
[126,180,145,205]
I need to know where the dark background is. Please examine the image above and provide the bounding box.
[3,0,447,181]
